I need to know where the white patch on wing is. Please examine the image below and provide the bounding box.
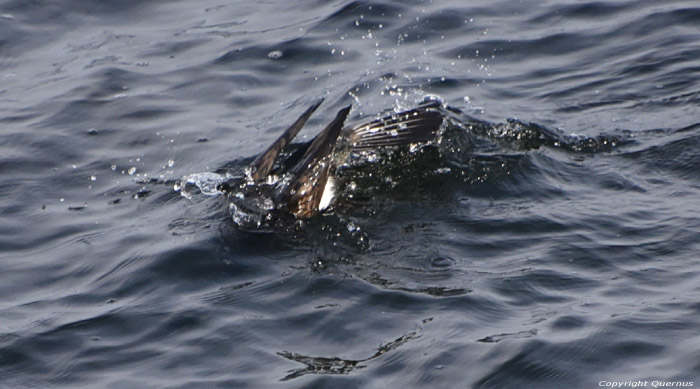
[318,176,335,211]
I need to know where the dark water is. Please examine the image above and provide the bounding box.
[2,0,699,387]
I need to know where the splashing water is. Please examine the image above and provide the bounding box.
[175,172,230,199]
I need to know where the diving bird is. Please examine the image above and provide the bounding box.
[220,99,444,225]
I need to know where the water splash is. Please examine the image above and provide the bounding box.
[175,172,229,199]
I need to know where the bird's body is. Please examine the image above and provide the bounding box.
[220,100,444,227]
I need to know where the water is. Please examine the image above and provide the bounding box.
[1,0,699,387]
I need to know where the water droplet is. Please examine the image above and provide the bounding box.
[90,175,97,181]
[262,198,274,210]
[267,50,283,59]
[436,167,451,174]
[128,167,137,175]
[423,95,444,104]
[167,159,175,168]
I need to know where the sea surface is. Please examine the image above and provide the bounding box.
[1,0,699,387]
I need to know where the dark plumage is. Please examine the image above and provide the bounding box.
[240,100,444,219]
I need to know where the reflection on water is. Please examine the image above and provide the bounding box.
[279,330,421,381]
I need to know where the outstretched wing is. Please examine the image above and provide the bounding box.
[282,106,352,219]
[348,101,443,149]
[248,99,323,180]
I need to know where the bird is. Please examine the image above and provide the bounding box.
[220,99,443,226]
